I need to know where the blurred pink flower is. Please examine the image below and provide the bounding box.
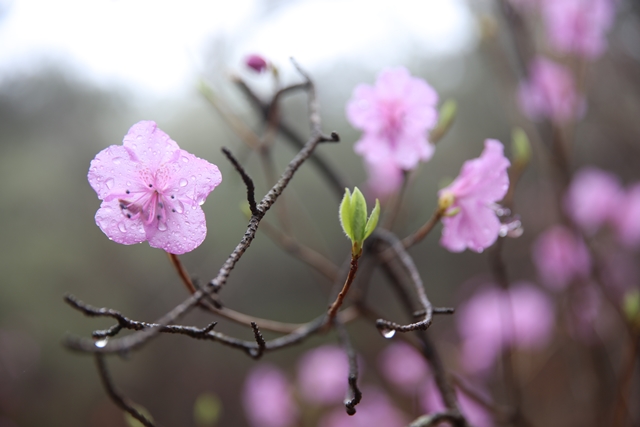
[318,387,407,427]
[243,364,298,427]
[564,167,623,235]
[532,225,591,291]
[420,378,493,427]
[517,57,584,123]
[439,139,510,253]
[88,121,222,254]
[378,341,428,394]
[542,0,616,59]
[297,345,349,405]
[458,283,554,374]
[612,183,640,248]
[364,158,404,200]
[245,54,269,73]
[347,67,439,176]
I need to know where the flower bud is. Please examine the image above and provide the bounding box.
[245,54,268,73]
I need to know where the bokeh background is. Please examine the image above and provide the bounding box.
[1,0,639,426]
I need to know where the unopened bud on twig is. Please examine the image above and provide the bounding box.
[339,187,380,257]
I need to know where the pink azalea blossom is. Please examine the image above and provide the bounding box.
[567,283,602,342]
[532,225,591,291]
[88,121,222,254]
[517,57,584,123]
[318,387,407,427]
[364,158,404,200]
[542,0,616,59]
[439,139,510,253]
[612,183,640,248]
[458,283,554,374]
[420,378,493,427]
[564,167,623,235]
[346,67,439,177]
[243,364,298,427]
[378,341,428,394]
[297,345,349,405]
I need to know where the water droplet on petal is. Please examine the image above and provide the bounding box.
[198,199,205,206]
[181,156,189,163]
[95,339,108,348]
[175,201,184,213]
[105,178,114,189]
[179,179,188,187]
[379,328,396,339]
[112,157,121,165]
[118,222,127,233]
[158,222,167,231]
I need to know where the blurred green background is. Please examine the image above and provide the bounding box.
[1,0,640,426]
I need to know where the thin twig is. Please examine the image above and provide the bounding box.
[221,147,259,216]
[248,322,266,359]
[401,207,444,249]
[335,320,362,415]
[327,256,360,323]
[95,354,156,427]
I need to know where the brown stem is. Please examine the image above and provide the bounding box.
[401,208,444,249]
[327,255,360,322]
[167,252,197,294]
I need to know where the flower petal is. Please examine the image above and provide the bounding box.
[95,199,147,245]
[88,145,142,201]
[162,150,222,204]
[146,202,207,254]
[122,121,180,172]
[440,201,501,253]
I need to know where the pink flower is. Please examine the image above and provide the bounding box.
[517,57,584,123]
[243,364,298,427]
[364,158,404,200]
[318,387,407,427]
[532,226,591,291]
[297,345,349,405]
[245,54,269,73]
[542,0,616,59]
[420,378,493,427]
[564,167,623,235]
[88,121,222,254]
[612,183,640,248]
[378,341,428,394]
[458,283,554,374]
[439,139,510,253]
[346,67,439,175]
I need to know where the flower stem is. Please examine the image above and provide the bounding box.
[327,255,360,323]
[401,207,444,248]
[166,252,197,294]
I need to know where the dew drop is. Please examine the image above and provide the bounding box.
[158,222,167,231]
[112,157,122,165]
[181,156,189,163]
[174,201,184,213]
[379,328,396,339]
[191,176,196,180]
[105,178,114,189]
[198,199,205,206]
[118,222,127,233]
[95,339,108,348]
[179,179,188,187]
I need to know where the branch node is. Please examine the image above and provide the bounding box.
[248,322,266,359]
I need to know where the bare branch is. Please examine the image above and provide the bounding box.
[221,146,259,216]
[95,354,156,427]
[335,321,362,415]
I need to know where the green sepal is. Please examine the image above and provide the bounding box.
[364,199,380,241]
[430,99,457,143]
[351,187,367,244]
[340,188,355,241]
[512,127,531,166]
